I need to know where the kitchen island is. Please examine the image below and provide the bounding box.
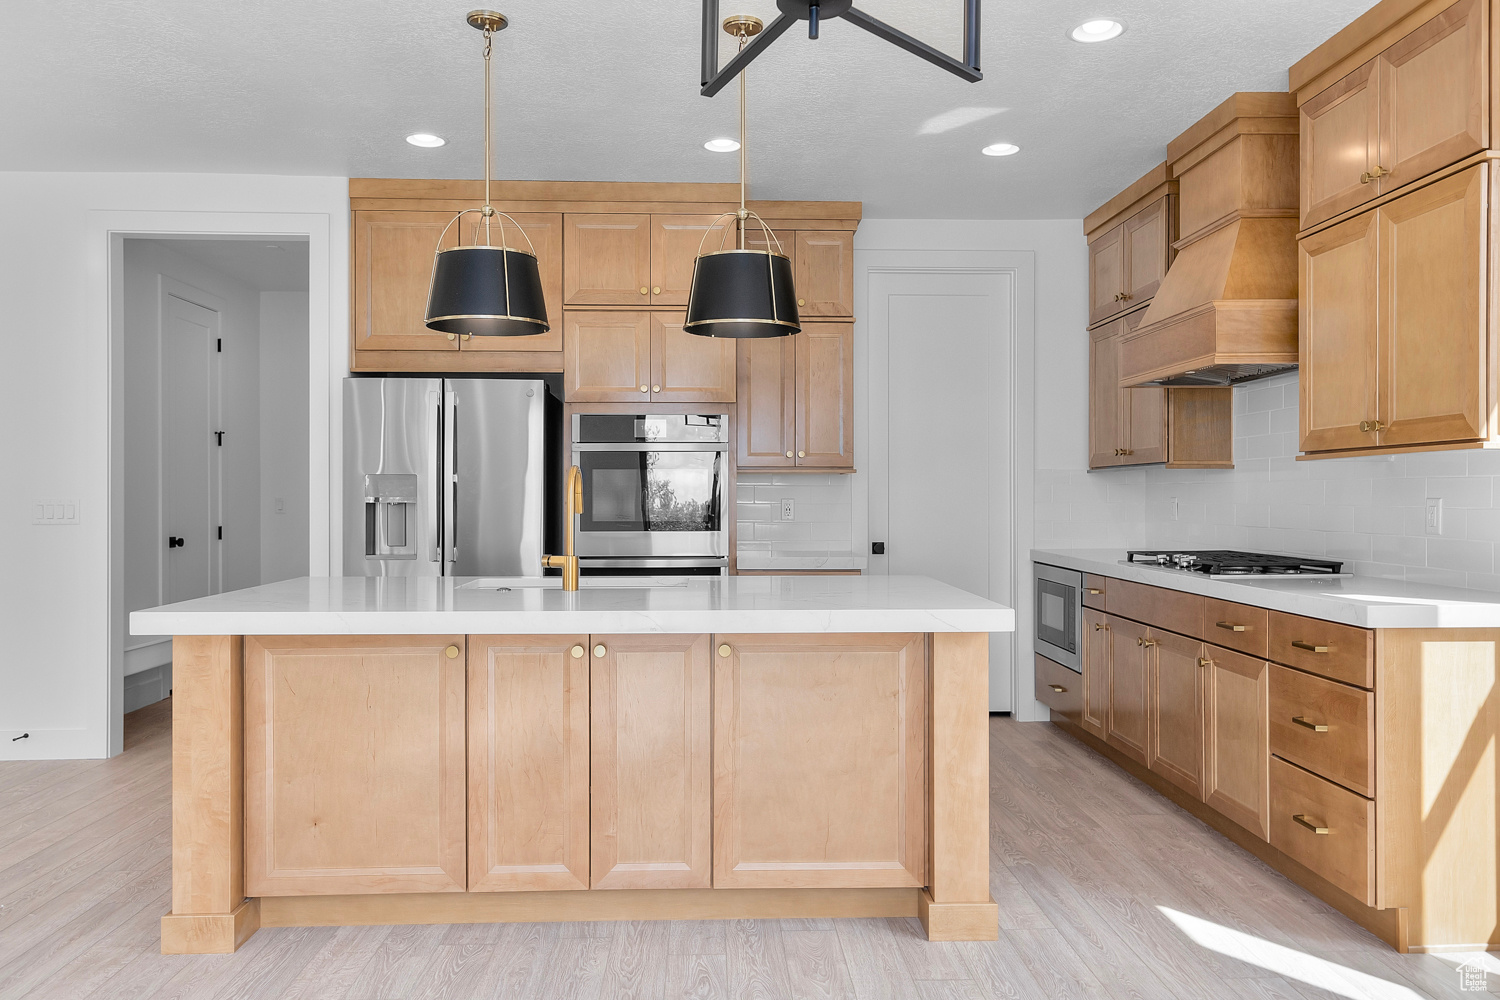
[131,574,1014,954]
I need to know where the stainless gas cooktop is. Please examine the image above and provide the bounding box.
[1124,550,1351,579]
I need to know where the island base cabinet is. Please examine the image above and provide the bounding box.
[711,633,928,889]
[243,636,468,897]
[589,635,712,889]
[467,635,591,892]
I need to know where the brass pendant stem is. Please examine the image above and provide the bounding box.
[738,30,747,249]
[483,27,492,246]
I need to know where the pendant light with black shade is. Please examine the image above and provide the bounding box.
[683,16,800,340]
[424,11,549,339]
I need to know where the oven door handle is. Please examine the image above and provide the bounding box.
[572,442,729,453]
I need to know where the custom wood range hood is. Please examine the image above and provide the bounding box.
[1120,93,1301,388]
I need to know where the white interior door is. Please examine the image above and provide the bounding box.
[867,264,1016,711]
[161,289,221,604]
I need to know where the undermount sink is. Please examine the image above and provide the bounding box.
[457,577,692,590]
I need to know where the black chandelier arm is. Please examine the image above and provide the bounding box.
[841,6,982,82]
[701,13,796,96]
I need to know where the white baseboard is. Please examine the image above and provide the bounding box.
[124,638,171,676]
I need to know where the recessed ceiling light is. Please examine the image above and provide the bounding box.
[982,143,1021,157]
[1070,19,1124,43]
[704,137,741,152]
[405,133,446,148]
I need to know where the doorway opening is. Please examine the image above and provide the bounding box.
[121,237,311,713]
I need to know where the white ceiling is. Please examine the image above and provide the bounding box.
[2,1,1378,218]
[135,238,310,292]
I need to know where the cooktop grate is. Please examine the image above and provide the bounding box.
[1126,550,1346,576]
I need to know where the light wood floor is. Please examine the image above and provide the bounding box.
[0,700,1493,1000]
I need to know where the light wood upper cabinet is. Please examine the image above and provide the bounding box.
[736,337,797,468]
[564,311,653,402]
[1300,163,1489,455]
[590,635,712,890]
[1300,210,1380,452]
[796,323,854,468]
[244,635,467,896]
[651,312,736,403]
[1081,608,1109,739]
[1106,616,1149,766]
[564,214,653,306]
[352,211,462,352]
[1090,309,1164,468]
[1301,61,1382,230]
[651,215,732,306]
[1202,646,1270,840]
[467,634,591,892]
[1123,197,1172,303]
[1378,163,1487,447]
[1088,224,1127,326]
[460,212,565,353]
[1148,630,1204,798]
[1377,0,1486,193]
[794,231,854,317]
[712,633,927,889]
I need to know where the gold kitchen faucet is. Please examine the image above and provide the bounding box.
[542,465,583,591]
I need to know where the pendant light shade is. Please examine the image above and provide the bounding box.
[685,15,800,339]
[424,10,550,338]
[685,246,799,338]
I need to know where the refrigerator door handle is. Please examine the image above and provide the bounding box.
[442,386,457,569]
[427,388,443,563]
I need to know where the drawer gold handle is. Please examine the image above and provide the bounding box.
[718,643,732,658]
[1359,166,1390,184]
[1085,588,1103,595]
[1292,814,1330,835]
[1215,621,1247,632]
[1291,716,1329,732]
[1197,657,1213,668]
[1048,684,1067,693]
[593,644,607,658]
[570,645,585,659]
[1291,641,1330,653]
[445,645,461,659]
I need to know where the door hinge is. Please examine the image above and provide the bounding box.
[216,338,222,353]
[217,526,223,540]
[214,431,224,446]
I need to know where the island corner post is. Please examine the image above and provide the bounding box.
[160,629,1000,953]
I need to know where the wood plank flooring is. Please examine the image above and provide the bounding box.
[0,699,1494,999]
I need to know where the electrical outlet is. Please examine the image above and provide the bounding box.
[1168,497,1180,522]
[1426,497,1444,535]
[780,498,795,521]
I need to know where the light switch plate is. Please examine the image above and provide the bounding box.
[1168,497,1180,521]
[33,499,81,525]
[1425,497,1443,535]
[780,498,795,521]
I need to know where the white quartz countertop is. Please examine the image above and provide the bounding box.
[1034,548,1500,629]
[130,575,1015,636]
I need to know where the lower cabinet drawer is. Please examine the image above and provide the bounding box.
[1269,756,1374,905]
[1035,653,1082,725]
[1267,611,1373,688]
[1108,579,1204,638]
[1269,665,1373,797]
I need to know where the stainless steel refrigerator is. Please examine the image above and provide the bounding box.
[342,377,559,577]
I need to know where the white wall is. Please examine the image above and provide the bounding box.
[260,289,310,583]
[0,172,346,760]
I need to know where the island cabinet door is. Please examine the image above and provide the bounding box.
[243,635,467,896]
[589,635,712,889]
[467,635,591,892]
[711,633,927,889]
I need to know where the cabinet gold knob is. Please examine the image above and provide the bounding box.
[1360,166,1390,184]
[461,333,472,341]
[718,644,732,658]
[1093,623,1107,631]
[786,451,793,458]
[445,645,460,659]
[798,451,805,458]
[652,385,661,393]
[798,298,806,306]
[570,644,584,659]
[594,644,607,658]
[653,286,662,295]
[1359,419,1385,433]
[640,286,649,295]
[1121,293,1132,302]
[1197,657,1213,668]
[640,385,649,393]
[1048,684,1067,693]
[1292,814,1330,835]
[1137,637,1157,647]
[446,332,456,341]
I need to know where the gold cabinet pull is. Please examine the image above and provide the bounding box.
[798,451,806,458]
[593,644,607,658]
[1359,166,1390,184]
[1120,292,1132,302]
[570,644,585,659]
[652,286,662,295]
[1215,621,1247,632]
[461,333,472,341]
[1048,684,1067,693]
[1085,587,1103,595]
[640,385,650,393]
[1197,657,1213,668]
[1358,420,1385,433]
[640,286,649,295]
[1093,622,1108,631]
[1137,636,1158,647]
[1291,716,1329,732]
[718,643,732,658]
[445,644,461,659]
[652,385,661,393]
[798,298,806,306]
[1291,640,1329,653]
[446,332,456,341]
[786,451,794,458]
[1292,814,1330,835]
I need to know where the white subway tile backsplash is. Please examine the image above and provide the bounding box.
[736,473,857,566]
[1426,476,1492,508]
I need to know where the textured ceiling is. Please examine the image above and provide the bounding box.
[1,0,1379,218]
